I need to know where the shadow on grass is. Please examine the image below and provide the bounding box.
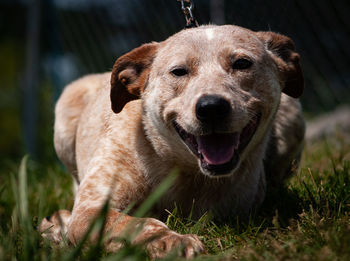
[257,184,303,228]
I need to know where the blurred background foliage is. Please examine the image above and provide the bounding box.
[0,0,349,165]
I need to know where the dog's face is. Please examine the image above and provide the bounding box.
[110,25,303,177]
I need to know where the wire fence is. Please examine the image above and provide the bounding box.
[46,0,350,111]
[0,0,350,158]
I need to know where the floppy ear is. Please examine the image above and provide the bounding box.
[256,32,304,98]
[110,42,158,113]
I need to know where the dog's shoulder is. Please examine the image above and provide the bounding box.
[264,94,305,185]
[274,94,305,144]
[54,72,112,175]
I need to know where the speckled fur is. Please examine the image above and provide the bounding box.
[40,25,305,259]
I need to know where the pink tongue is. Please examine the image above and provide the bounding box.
[197,133,240,165]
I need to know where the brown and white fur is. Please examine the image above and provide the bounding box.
[40,25,305,259]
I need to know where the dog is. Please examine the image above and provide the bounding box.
[40,25,305,259]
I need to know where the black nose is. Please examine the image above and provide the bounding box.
[195,95,231,123]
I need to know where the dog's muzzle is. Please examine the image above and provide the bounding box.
[173,95,261,177]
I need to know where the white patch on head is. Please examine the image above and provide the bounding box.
[205,28,214,40]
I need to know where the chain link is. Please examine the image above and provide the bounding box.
[177,0,199,28]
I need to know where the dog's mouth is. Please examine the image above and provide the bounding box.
[173,113,261,176]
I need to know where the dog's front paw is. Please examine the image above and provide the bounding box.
[38,210,71,244]
[146,231,205,259]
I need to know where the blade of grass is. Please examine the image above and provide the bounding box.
[13,156,39,260]
[133,170,178,218]
[18,155,29,222]
[191,212,211,235]
[113,170,179,249]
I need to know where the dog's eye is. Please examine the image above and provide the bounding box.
[170,68,189,77]
[232,58,253,70]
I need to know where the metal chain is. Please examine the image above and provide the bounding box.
[177,0,199,28]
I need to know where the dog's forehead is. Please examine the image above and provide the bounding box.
[159,25,264,57]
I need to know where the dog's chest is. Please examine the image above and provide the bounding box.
[151,171,260,220]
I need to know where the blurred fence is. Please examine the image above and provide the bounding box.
[0,0,349,159]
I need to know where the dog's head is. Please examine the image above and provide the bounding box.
[110,25,303,177]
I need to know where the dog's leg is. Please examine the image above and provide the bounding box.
[65,154,204,259]
[68,207,204,259]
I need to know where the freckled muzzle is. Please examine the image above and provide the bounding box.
[173,111,261,176]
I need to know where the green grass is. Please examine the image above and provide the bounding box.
[0,133,349,260]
